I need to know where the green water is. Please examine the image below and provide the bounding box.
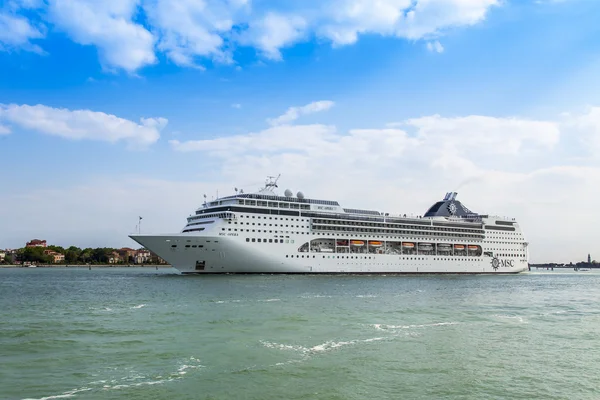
[1,268,600,400]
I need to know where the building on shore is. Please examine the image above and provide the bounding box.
[43,250,65,263]
[117,247,137,263]
[0,250,5,261]
[108,251,123,264]
[107,248,167,265]
[134,249,151,264]
[26,239,47,248]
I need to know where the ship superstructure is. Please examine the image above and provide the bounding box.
[130,176,529,274]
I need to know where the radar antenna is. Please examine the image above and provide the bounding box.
[264,174,281,190]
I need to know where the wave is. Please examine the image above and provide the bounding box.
[22,387,92,400]
[211,299,244,304]
[494,314,528,323]
[260,336,387,356]
[260,322,460,363]
[21,357,203,400]
[371,321,459,331]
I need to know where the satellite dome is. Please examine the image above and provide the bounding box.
[284,189,293,197]
[296,191,305,199]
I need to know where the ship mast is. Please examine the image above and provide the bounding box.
[264,174,280,190]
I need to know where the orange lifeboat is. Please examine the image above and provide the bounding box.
[467,245,479,251]
[369,241,383,247]
[402,242,415,248]
[350,240,365,246]
[454,244,465,250]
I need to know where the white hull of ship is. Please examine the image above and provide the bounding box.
[130,234,528,275]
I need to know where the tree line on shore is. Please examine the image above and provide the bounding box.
[1,246,149,265]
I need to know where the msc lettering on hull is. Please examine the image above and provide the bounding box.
[491,257,514,270]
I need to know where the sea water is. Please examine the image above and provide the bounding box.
[1,267,599,399]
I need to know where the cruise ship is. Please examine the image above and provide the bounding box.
[130,176,529,274]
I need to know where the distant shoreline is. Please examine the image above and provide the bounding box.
[0,264,172,268]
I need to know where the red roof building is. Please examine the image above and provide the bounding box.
[26,239,47,248]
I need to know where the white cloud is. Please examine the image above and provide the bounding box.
[401,114,560,156]
[0,11,45,53]
[0,0,501,71]
[398,0,499,39]
[426,40,444,53]
[142,0,248,68]
[267,100,335,126]
[231,103,242,109]
[170,124,338,154]
[0,104,167,148]
[0,124,11,134]
[47,0,156,73]
[242,12,307,60]
[563,106,600,155]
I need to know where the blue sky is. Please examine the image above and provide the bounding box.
[1,0,599,262]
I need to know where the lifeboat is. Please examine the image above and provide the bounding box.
[350,240,365,247]
[454,244,465,250]
[369,241,383,247]
[437,244,452,249]
[467,245,479,251]
[337,240,349,246]
[402,242,415,248]
[419,243,433,248]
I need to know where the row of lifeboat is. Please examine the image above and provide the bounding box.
[337,240,384,247]
[335,240,481,251]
